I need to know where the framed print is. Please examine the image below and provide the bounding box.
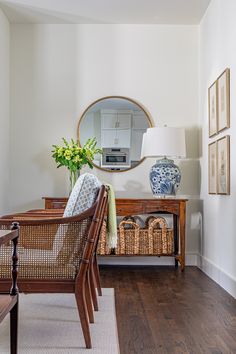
[208,81,218,137]
[217,135,230,195]
[208,141,217,194]
[218,68,230,132]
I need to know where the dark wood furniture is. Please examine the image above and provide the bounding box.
[0,187,108,349]
[42,197,187,271]
[43,197,67,209]
[116,198,187,271]
[0,224,19,354]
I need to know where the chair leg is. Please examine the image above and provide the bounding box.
[90,264,99,311]
[85,272,94,324]
[93,254,102,296]
[10,301,18,354]
[75,283,92,349]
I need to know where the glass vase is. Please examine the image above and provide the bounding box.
[69,169,80,195]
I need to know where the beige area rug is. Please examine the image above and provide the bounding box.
[0,289,119,354]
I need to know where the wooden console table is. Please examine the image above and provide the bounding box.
[116,198,187,270]
[43,197,187,271]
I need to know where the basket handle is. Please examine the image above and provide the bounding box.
[119,221,140,255]
[148,217,168,255]
[119,220,140,230]
[145,216,166,228]
[149,217,167,231]
[145,216,154,228]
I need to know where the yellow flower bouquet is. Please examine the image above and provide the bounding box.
[52,137,102,191]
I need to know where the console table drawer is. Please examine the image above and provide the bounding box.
[116,202,144,216]
[144,201,179,215]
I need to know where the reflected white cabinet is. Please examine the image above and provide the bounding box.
[101,110,131,148]
[101,114,118,129]
[101,111,131,129]
[116,114,131,129]
[101,129,131,148]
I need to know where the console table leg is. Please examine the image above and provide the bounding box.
[179,201,186,271]
[173,214,179,268]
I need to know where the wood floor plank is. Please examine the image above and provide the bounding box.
[100,266,236,354]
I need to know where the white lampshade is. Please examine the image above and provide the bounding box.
[141,127,186,158]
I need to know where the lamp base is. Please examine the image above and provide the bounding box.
[149,157,181,196]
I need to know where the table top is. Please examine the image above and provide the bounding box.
[116,197,188,201]
[43,195,189,201]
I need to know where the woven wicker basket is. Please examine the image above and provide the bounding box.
[116,216,174,255]
[97,216,174,256]
[97,219,111,255]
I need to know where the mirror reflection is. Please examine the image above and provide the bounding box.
[78,97,152,171]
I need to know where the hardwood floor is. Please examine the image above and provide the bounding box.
[100,266,236,354]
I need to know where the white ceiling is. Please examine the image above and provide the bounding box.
[0,0,211,24]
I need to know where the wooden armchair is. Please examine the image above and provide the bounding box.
[0,223,19,354]
[0,185,108,349]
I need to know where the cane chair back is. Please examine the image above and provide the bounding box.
[0,179,108,349]
[0,183,106,293]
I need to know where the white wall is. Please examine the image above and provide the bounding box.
[199,0,236,297]
[0,9,10,214]
[10,25,78,210]
[9,24,200,263]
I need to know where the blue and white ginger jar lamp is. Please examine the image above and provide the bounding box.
[141,127,186,197]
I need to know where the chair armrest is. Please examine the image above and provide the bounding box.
[0,202,97,226]
[1,210,63,220]
[0,204,98,253]
[0,229,18,247]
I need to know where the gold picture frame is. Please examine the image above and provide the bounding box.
[217,68,230,133]
[208,141,217,194]
[217,135,230,195]
[208,80,218,137]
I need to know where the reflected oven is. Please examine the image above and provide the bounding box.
[101,148,130,170]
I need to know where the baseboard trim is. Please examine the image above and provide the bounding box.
[198,254,236,299]
[98,253,198,266]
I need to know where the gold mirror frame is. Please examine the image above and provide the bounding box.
[77,96,153,173]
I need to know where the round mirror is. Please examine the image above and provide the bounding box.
[78,96,153,172]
